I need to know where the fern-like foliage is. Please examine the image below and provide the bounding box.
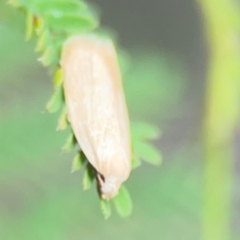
[9,0,162,218]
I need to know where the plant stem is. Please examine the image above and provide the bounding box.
[198,0,240,239]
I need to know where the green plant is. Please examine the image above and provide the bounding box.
[8,0,161,218]
[198,0,240,239]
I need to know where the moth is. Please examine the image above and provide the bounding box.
[61,35,131,200]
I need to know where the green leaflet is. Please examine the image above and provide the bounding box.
[25,11,34,41]
[46,14,98,34]
[53,68,63,86]
[46,84,63,113]
[131,122,161,141]
[39,45,57,66]
[46,69,64,120]
[32,0,88,17]
[62,132,76,153]
[133,141,162,166]
[131,155,141,169]
[131,122,162,166]
[35,30,50,53]
[71,151,86,173]
[35,17,44,35]
[113,185,132,217]
[100,199,111,219]
[57,106,68,131]
[82,163,95,191]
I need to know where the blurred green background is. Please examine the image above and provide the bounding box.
[0,0,239,240]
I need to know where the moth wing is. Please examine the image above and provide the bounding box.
[61,36,131,180]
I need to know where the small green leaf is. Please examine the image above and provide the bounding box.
[46,85,63,113]
[131,156,141,169]
[133,142,162,166]
[53,68,63,87]
[131,122,161,141]
[35,17,44,36]
[100,199,111,219]
[113,185,132,217]
[62,132,76,153]
[57,106,68,131]
[33,0,88,17]
[83,163,95,190]
[46,14,98,34]
[39,46,57,66]
[35,30,49,53]
[50,37,66,62]
[26,11,34,41]
[71,151,86,173]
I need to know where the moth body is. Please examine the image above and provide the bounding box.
[61,35,131,200]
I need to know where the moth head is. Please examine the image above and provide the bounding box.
[97,174,121,200]
[96,152,130,200]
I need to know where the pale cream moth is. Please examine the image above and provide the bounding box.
[61,35,131,200]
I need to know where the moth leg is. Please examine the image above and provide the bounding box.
[96,172,105,198]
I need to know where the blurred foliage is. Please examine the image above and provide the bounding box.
[0,102,201,239]
[0,0,195,238]
[123,48,188,122]
[1,0,240,239]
